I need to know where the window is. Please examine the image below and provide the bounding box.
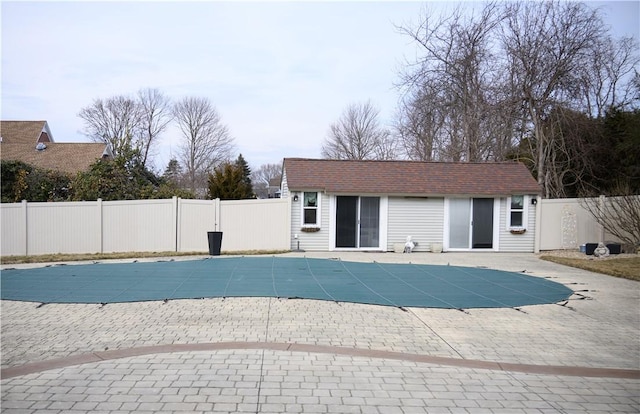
[302,192,319,226]
[509,195,525,228]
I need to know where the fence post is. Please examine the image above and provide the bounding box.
[215,198,221,232]
[534,195,542,253]
[21,199,28,256]
[173,196,179,252]
[97,198,103,253]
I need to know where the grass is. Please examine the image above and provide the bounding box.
[540,255,640,281]
[1,250,290,265]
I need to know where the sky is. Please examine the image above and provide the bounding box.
[2,1,639,173]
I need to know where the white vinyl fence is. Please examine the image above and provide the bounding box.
[1,197,290,256]
[537,197,633,251]
[2,195,632,256]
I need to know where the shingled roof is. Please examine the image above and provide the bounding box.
[1,120,110,175]
[0,120,52,144]
[1,143,110,175]
[283,158,541,196]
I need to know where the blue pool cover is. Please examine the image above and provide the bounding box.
[0,257,573,309]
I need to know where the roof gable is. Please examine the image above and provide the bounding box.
[1,120,110,175]
[283,158,541,196]
[1,143,110,175]
[0,121,51,144]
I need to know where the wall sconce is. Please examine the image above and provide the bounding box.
[293,194,299,202]
[531,197,538,205]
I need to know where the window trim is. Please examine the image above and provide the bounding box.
[301,191,321,228]
[507,195,528,230]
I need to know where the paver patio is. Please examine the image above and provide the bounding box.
[1,252,639,413]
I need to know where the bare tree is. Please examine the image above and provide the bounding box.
[78,95,142,157]
[396,1,634,198]
[580,184,640,252]
[78,89,173,167]
[395,83,444,161]
[137,88,172,167]
[396,2,510,162]
[321,100,397,160]
[541,106,604,198]
[501,0,606,197]
[173,97,235,194]
[574,35,639,117]
[251,162,282,199]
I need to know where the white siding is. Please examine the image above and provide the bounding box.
[281,168,289,198]
[289,192,329,251]
[387,197,444,252]
[498,197,536,252]
[219,198,290,251]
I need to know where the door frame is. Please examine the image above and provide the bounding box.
[329,195,388,251]
[443,197,500,251]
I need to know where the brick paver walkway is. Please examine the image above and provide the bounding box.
[2,252,639,413]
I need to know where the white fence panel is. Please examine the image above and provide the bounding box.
[219,198,290,251]
[177,199,218,252]
[27,201,102,255]
[3,196,635,256]
[102,199,176,253]
[538,198,626,251]
[1,202,26,256]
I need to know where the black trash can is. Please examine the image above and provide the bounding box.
[207,231,223,256]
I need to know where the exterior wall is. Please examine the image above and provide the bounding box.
[289,192,330,251]
[498,197,536,252]
[280,168,289,198]
[387,197,444,252]
[1,198,290,256]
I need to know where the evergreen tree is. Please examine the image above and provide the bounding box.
[207,161,253,200]
[163,158,183,185]
[72,149,195,201]
[235,154,252,191]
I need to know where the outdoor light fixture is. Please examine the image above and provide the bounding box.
[293,194,299,202]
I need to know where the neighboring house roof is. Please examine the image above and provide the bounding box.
[268,177,281,188]
[0,120,53,144]
[283,158,541,196]
[1,120,111,175]
[1,143,110,175]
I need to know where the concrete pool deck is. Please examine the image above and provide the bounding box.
[1,252,639,413]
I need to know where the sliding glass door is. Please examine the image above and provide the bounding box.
[448,198,494,249]
[335,196,380,248]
